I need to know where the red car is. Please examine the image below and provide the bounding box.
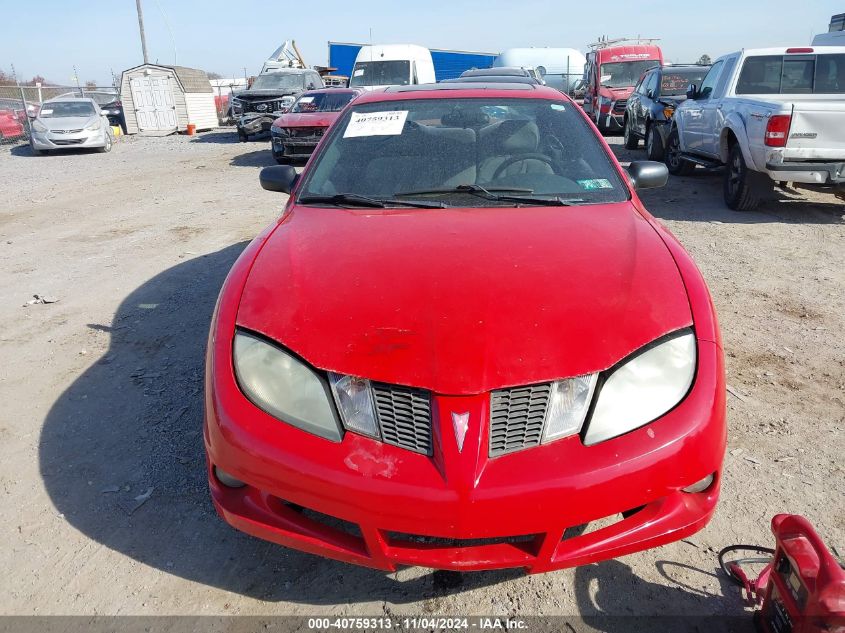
[205,83,726,573]
[269,88,363,163]
[0,107,25,142]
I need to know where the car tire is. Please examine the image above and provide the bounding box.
[274,153,289,165]
[665,128,695,176]
[238,130,248,142]
[645,124,664,161]
[724,143,772,211]
[623,117,639,149]
[98,132,113,153]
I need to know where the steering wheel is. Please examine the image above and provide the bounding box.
[492,153,556,181]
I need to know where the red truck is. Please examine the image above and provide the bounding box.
[582,38,663,134]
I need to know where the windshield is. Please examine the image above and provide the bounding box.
[298,97,628,207]
[251,73,305,91]
[291,92,356,113]
[600,60,660,88]
[661,70,708,96]
[349,61,411,87]
[40,102,96,118]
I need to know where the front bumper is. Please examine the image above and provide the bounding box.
[30,129,107,149]
[238,114,279,136]
[764,160,845,186]
[205,332,726,573]
[599,111,625,132]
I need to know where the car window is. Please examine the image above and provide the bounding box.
[698,61,724,99]
[290,92,356,113]
[349,61,411,87]
[660,70,709,96]
[736,54,845,94]
[39,102,96,118]
[600,60,660,88]
[645,73,659,97]
[713,57,737,99]
[298,97,628,206]
[252,73,305,90]
[634,76,646,95]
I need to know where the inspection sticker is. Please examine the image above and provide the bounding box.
[344,110,408,138]
[40,109,53,115]
[298,96,315,103]
[577,178,613,190]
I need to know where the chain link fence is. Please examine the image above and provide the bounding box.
[0,84,118,148]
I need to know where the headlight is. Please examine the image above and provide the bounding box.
[232,331,341,441]
[270,125,286,136]
[85,121,101,131]
[32,120,48,133]
[280,96,294,108]
[230,98,242,113]
[328,373,379,438]
[584,331,696,446]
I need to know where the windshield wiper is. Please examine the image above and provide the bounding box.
[298,193,447,209]
[396,184,582,206]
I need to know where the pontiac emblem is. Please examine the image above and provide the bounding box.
[451,412,470,452]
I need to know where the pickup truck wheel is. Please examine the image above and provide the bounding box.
[623,118,639,149]
[724,143,772,211]
[646,125,664,161]
[665,128,695,176]
[238,130,248,142]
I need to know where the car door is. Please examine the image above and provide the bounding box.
[639,72,659,135]
[699,56,738,156]
[681,60,723,154]
[628,75,645,131]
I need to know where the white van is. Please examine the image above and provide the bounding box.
[349,44,436,90]
[812,31,845,46]
[493,48,587,93]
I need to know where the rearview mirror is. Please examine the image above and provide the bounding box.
[686,83,698,100]
[627,161,668,190]
[259,165,298,193]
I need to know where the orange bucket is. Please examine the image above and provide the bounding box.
[186,123,196,136]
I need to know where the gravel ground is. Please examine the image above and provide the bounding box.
[0,130,842,626]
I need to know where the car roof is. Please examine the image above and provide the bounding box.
[659,65,710,71]
[43,97,98,105]
[352,82,563,105]
[441,75,540,85]
[460,66,531,77]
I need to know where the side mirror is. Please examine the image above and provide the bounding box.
[686,83,698,100]
[627,160,668,190]
[259,165,298,193]
[646,89,655,99]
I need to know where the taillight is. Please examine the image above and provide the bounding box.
[765,115,791,147]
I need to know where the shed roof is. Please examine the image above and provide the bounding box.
[122,64,213,93]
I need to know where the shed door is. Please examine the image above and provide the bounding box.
[130,75,177,132]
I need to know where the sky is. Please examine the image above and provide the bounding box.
[1,0,841,86]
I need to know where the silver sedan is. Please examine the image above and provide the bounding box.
[29,97,114,155]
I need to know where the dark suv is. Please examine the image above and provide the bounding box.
[623,65,709,159]
[231,69,324,141]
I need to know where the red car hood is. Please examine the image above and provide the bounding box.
[599,86,634,101]
[237,203,692,394]
[273,112,340,128]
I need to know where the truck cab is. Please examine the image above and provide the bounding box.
[583,40,663,133]
[349,44,435,90]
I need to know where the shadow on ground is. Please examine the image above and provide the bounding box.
[610,143,845,226]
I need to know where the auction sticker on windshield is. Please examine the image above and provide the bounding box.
[344,110,409,138]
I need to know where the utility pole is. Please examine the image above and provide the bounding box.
[135,0,149,64]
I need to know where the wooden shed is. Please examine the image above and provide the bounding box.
[119,64,218,135]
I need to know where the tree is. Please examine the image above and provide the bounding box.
[85,80,98,90]
[26,75,47,86]
[697,54,712,66]
[206,71,222,80]
[0,68,13,86]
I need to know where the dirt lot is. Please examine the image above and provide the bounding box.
[1,131,842,624]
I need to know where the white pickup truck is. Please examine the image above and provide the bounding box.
[664,47,845,210]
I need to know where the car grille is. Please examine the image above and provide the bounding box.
[51,129,83,134]
[286,127,325,138]
[612,99,627,114]
[372,382,432,455]
[51,138,85,145]
[489,383,551,456]
[242,99,287,114]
